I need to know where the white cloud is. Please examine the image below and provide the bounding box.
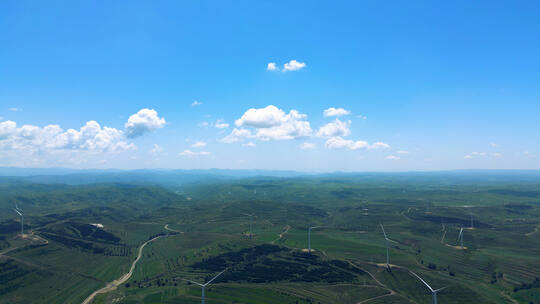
[235,105,288,128]
[370,142,390,149]
[9,107,21,112]
[317,119,351,138]
[472,152,487,156]
[282,60,306,72]
[214,119,229,129]
[198,121,210,127]
[0,120,135,153]
[300,142,316,150]
[219,128,253,143]
[464,151,502,159]
[242,142,256,147]
[124,108,166,138]
[324,136,389,151]
[150,144,163,154]
[385,155,400,160]
[323,107,351,117]
[325,137,369,150]
[191,141,207,148]
[179,149,211,157]
[267,62,278,71]
[490,142,498,147]
[357,115,367,120]
[228,105,311,141]
[191,100,203,107]
[397,150,409,154]
[0,109,168,165]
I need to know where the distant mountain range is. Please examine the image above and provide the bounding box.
[1,167,540,186]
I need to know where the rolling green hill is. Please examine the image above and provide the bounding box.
[1,175,539,303]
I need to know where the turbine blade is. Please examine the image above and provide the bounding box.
[386,238,398,244]
[14,209,22,216]
[380,224,388,239]
[409,271,434,292]
[204,268,227,286]
[434,286,447,293]
[183,279,204,287]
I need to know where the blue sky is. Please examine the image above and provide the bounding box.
[1,1,539,171]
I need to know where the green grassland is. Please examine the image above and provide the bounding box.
[1,174,540,303]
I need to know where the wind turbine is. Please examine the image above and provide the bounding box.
[185,268,227,304]
[380,224,397,268]
[470,214,474,229]
[457,227,464,249]
[242,213,256,239]
[410,271,446,304]
[308,226,321,253]
[13,204,23,235]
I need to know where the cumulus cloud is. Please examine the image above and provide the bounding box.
[235,105,288,128]
[324,137,389,151]
[0,108,168,165]
[323,107,351,117]
[385,155,400,160]
[300,142,316,150]
[242,142,256,147]
[124,109,166,138]
[316,119,351,138]
[267,62,278,71]
[179,149,211,157]
[226,105,311,141]
[191,100,203,107]
[219,128,253,143]
[191,141,207,148]
[0,120,135,153]
[282,60,306,72]
[9,107,22,112]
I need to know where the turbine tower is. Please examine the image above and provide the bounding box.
[380,223,397,268]
[410,271,446,304]
[440,224,447,243]
[470,214,474,229]
[458,227,464,249]
[186,268,227,304]
[242,213,255,239]
[308,226,320,253]
[13,204,23,235]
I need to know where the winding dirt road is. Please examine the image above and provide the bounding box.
[164,224,183,233]
[81,235,165,304]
